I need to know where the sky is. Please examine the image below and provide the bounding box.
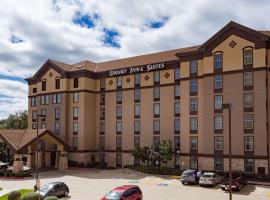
[0,0,270,119]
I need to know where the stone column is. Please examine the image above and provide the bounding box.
[13,154,23,173]
[58,151,68,170]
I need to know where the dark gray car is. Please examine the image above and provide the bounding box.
[37,182,69,198]
[181,170,198,185]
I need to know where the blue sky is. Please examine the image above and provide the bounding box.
[0,0,269,119]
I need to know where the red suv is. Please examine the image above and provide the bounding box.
[101,185,143,200]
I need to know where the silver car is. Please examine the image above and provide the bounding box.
[199,172,222,186]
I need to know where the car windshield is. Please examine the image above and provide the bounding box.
[105,191,123,200]
[202,174,213,178]
[182,171,194,176]
[39,185,52,192]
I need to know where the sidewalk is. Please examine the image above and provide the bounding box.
[248,180,270,186]
[0,187,9,197]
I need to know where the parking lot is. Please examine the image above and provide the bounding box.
[0,168,270,200]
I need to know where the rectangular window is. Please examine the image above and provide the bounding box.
[73,78,79,88]
[134,74,140,85]
[244,72,253,86]
[32,110,37,121]
[190,117,198,131]
[100,106,105,119]
[215,157,224,171]
[245,159,254,173]
[215,115,223,130]
[100,92,105,104]
[32,123,36,129]
[116,121,122,133]
[153,103,160,116]
[244,49,253,65]
[214,54,223,69]
[52,93,61,104]
[190,79,198,93]
[55,122,60,133]
[73,107,78,119]
[153,86,160,99]
[244,136,254,151]
[117,76,122,87]
[99,136,105,150]
[40,95,45,105]
[174,136,180,150]
[33,88,37,93]
[190,136,198,149]
[175,68,181,80]
[116,152,122,167]
[190,156,198,169]
[55,107,60,120]
[134,120,140,133]
[73,122,78,134]
[134,136,140,147]
[153,119,160,132]
[190,60,198,74]
[41,123,46,129]
[175,83,180,98]
[100,121,105,134]
[214,75,223,89]
[190,98,198,112]
[55,78,60,89]
[244,93,253,108]
[244,114,254,129]
[214,136,223,150]
[42,80,46,91]
[41,108,46,116]
[117,90,122,103]
[31,97,37,107]
[175,101,180,115]
[154,71,160,83]
[174,119,180,132]
[134,88,140,102]
[153,136,160,149]
[72,137,78,149]
[134,104,140,117]
[100,78,105,89]
[116,105,122,118]
[214,95,223,110]
[116,136,122,149]
[73,92,79,103]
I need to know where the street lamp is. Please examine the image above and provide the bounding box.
[34,114,46,191]
[222,103,232,200]
[176,150,180,171]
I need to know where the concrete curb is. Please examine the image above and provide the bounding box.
[248,181,270,187]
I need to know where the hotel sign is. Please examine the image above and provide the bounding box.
[109,62,165,77]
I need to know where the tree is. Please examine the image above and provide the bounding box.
[131,144,143,165]
[0,110,28,129]
[159,140,174,164]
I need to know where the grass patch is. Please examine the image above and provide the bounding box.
[0,189,33,200]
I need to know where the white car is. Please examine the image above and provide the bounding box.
[199,172,222,187]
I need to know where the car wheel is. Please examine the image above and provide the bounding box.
[64,191,69,197]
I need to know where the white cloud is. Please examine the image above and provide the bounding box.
[0,0,270,119]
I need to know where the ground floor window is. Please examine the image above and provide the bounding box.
[72,136,78,150]
[99,153,105,163]
[245,158,254,173]
[190,156,197,170]
[214,157,223,171]
[116,153,122,167]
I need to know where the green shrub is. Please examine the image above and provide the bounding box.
[86,162,98,168]
[8,190,21,200]
[4,171,13,177]
[44,196,58,200]
[0,169,5,176]
[15,171,32,177]
[21,192,40,200]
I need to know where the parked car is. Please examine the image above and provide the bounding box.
[181,169,198,185]
[101,185,142,200]
[37,182,69,198]
[199,172,222,187]
[0,161,8,170]
[220,171,247,191]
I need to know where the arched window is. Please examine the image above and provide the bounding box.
[213,51,223,70]
[243,46,253,66]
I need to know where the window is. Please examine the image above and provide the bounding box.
[244,114,253,129]
[214,95,223,110]
[55,122,60,133]
[244,49,253,65]
[117,90,122,103]
[100,121,105,134]
[153,103,160,116]
[190,79,198,93]
[33,88,37,93]
[190,156,198,169]
[117,76,122,87]
[72,137,78,149]
[41,123,46,129]
[134,88,140,102]
[99,136,105,150]
[73,78,79,88]
[134,104,140,117]
[134,136,140,147]
[100,106,105,119]
[153,136,160,149]
[55,107,60,120]
[134,120,140,133]
[214,136,223,150]
[244,136,254,151]
[32,123,36,129]
[32,110,37,121]
[73,107,78,119]
[215,115,223,130]
[100,92,105,104]
[244,72,253,86]
[245,159,254,173]
[215,157,223,171]
[41,108,46,117]
[175,83,180,98]
[244,93,253,108]
[52,93,61,104]
[42,80,46,91]
[153,86,160,99]
[190,136,198,149]
[55,78,60,89]
[100,78,105,89]
[190,98,198,112]
[73,93,79,103]
[214,75,222,89]
[190,60,198,74]
[116,152,122,167]
[190,117,198,131]
[175,119,180,132]
[214,54,223,69]
[41,95,49,105]
[154,71,160,83]
[175,101,180,115]
[31,97,37,107]
[73,122,78,134]
[116,105,122,118]
[116,121,122,133]
[153,119,160,132]
[175,68,181,80]
[174,136,180,150]
[116,136,122,149]
[134,74,140,85]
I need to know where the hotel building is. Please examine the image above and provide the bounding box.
[25,21,270,175]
